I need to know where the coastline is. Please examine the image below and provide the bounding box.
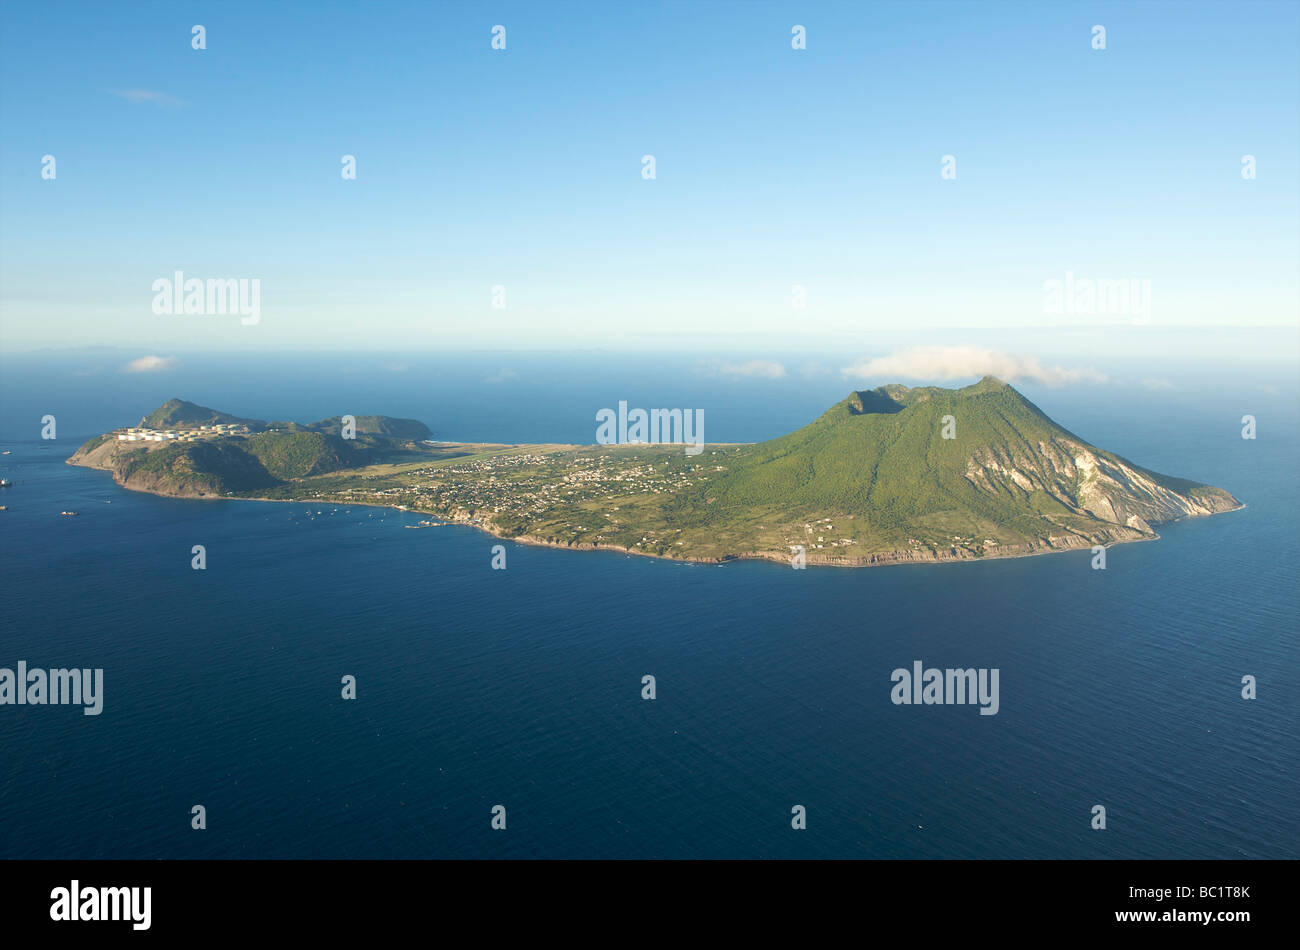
[66,453,1244,570]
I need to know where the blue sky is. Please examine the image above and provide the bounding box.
[1,0,1297,361]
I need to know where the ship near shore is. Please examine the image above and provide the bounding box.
[66,379,1241,568]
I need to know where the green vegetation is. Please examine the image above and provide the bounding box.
[141,398,263,430]
[71,400,441,497]
[672,380,1070,542]
[650,377,1237,557]
[308,415,431,440]
[245,430,357,479]
[69,382,1241,565]
[114,441,278,494]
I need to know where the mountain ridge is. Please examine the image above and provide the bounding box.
[68,400,434,497]
[649,376,1237,563]
[66,384,1240,566]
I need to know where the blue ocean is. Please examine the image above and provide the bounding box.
[1,352,1296,858]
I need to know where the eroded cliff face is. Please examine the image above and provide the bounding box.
[64,438,119,471]
[65,385,1244,569]
[66,441,205,497]
[963,436,1238,534]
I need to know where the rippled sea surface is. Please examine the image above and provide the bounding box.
[1,356,1296,858]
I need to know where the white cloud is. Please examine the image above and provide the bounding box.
[1141,377,1175,391]
[122,355,179,373]
[111,89,185,107]
[841,346,1107,387]
[719,359,786,379]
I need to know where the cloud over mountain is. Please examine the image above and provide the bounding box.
[842,346,1106,387]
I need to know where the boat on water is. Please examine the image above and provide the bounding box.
[60,510,79,516]
[0,478,13,488]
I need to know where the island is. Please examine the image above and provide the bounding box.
[66,379,1242,567]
